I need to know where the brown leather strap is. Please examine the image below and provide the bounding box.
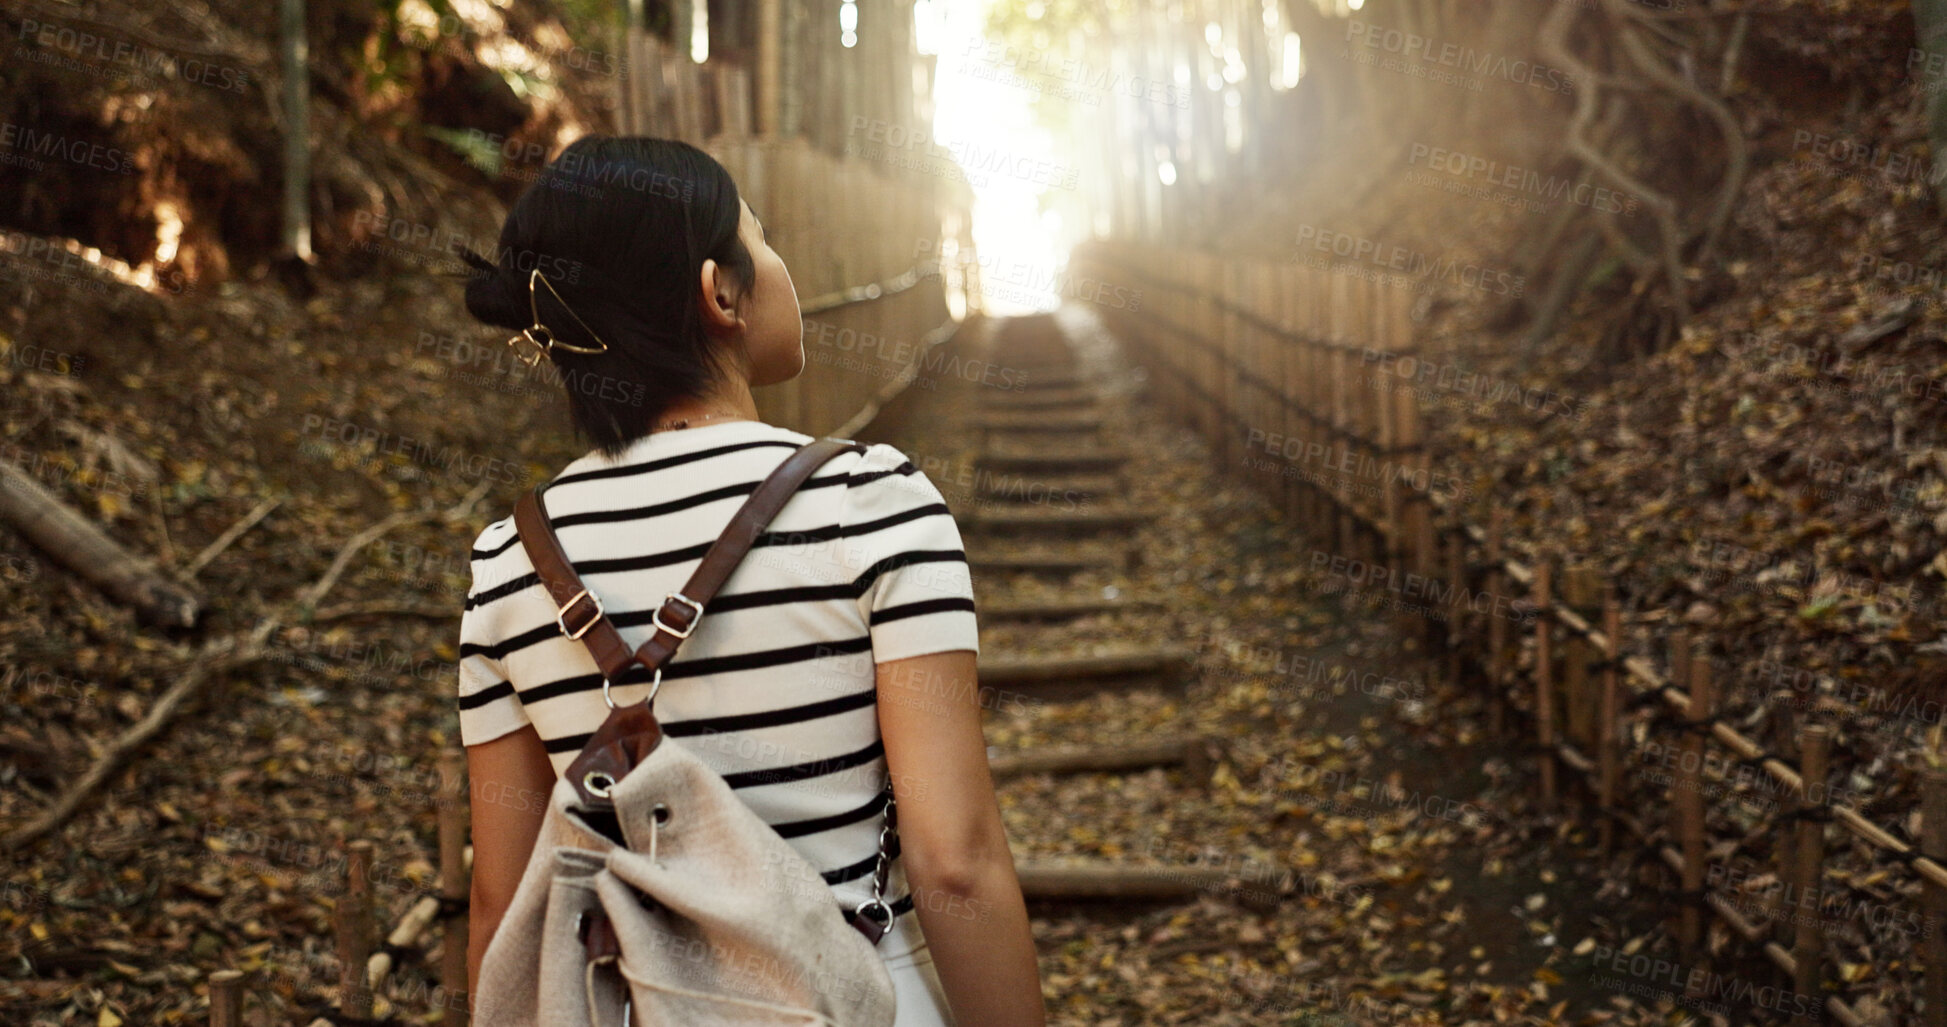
[513,436,866,685]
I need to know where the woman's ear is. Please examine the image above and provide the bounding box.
[698,258,745,333]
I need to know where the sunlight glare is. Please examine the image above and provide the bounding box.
[928,0,1080,314]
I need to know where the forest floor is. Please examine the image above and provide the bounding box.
[0,251,586,1024]
[0,249,1722,1025]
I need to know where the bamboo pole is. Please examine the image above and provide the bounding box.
[1330,346,1353,560]
[1377,354,1410,640]
[1925,770,1947,1027]
[337,839,375,1021]
[208,968,245,1027]
[1534,558,1557,809]
[1221,262,1239,475]
[279,0,311,262]
[1445,531,1465,694]
[1792,724,1832,1024]
[1769,689,1799,948]
[1487,508,1508,741]
[1563,564,1601,751]
[1678,643,1711,960]
[1598,588,1621,855]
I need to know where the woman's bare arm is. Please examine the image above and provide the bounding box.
[877,649,1046,1026]
[463,724,555,999]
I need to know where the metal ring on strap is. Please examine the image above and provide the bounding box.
[852,897,893,932]
[602,667,663,710]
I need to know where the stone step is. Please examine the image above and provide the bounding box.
[987,734,1221,781]
[978,449,1129,474]
[968,542,1133,574]
[972,413,1105,433]
[963,506,1152,534]
[1011,370,1088,390]
[980,387,1101,410]
[971,472,1122,502]
[977,594,1165,622]
[977,646,1194,701]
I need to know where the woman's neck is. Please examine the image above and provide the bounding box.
[655,380,760,430]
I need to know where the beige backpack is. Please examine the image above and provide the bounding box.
[473,437,899,1025]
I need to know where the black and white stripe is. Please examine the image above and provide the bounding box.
[455,420,978,931]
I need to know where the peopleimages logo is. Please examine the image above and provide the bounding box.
[0,122,135,174]
[1589,946,1823,1019]
[959,37,1192,109]
[1343,21,1573,94]
[14,16,252,93]
[1406,143,1636,216]
[1293,224,1525,297]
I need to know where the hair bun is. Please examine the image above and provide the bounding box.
[456,245,532,332]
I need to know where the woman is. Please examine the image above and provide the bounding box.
[451,136,1045,1026]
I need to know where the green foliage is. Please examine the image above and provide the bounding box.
[359,0,622,108]
[984,0,1119,46]
[359,0,462,105]
[423,125,504,176]
[981,0,1122,140]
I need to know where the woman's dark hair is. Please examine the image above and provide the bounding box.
[458,136,756,458]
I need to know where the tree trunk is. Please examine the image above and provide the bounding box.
[1914,0,1947,212]
[279,0,311,261]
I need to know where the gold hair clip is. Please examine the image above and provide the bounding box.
[508,268,609,367]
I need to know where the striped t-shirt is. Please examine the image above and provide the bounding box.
[455,419,979,941]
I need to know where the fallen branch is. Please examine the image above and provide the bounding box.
[298,479,491,614]
[0,456,201,628]
[0,624,274,852]
[311,600,457,623]
[184,495,283,579]
[1,479,495,853]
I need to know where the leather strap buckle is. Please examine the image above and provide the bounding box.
[651,592,704,639]
[555,587,605,640]
[849,899,893,944]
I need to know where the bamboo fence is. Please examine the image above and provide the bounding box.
[1071,239,1944,1027]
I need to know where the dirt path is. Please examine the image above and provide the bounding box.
[861,305,1689,1026]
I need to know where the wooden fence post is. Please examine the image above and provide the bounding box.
[1301,336,1319,532]
[1534,557,1557,810]
[439,747,471,1024]
[1486,509,1507,742]
[1792,724,1832,1023]
[1405,402,1435,660]
[1444,530,1465,695]
[208,968,245,1027]
[1598,588,1621,855]
[1378,355,1405,637]
[1381,360,1419,643]
[1564,563,1601,753]
[338,839,376,1022]
[1677,642,1711,960]
[1669,628,1692,713]
[1924,769,1947,1027]
[1768,689,1799,949]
